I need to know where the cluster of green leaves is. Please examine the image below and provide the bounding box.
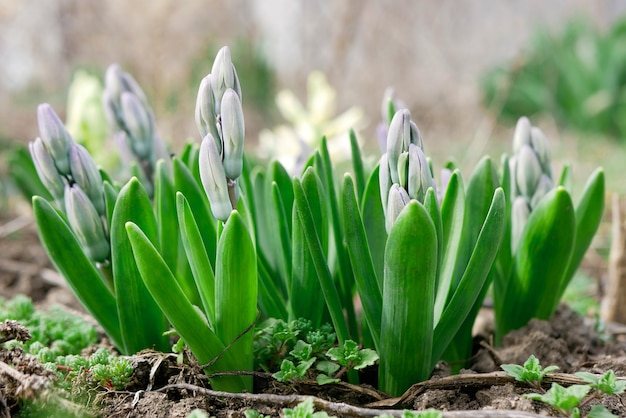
[482,17,626,140]
[43,347,133,391]
[502,356,625,417]
[494,159,604,342]
[254,318,377,385]
[0,295,97,357]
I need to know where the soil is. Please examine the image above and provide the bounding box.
[2,211,626,417]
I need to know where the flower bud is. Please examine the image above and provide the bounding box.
[530,174,553,209]
[210,46,241,109]
[386,109,411,184]
[379,154,391,216]
[199,134,232,221]
[37,104,73,175]
[195,75,216,139]
[511,196,530,253]
[515,144,542,200]
[69,143,105,215]
[385,183,410,234]
[397,151,409,190]
[29,137,66,207]
[65,184,110,263]
[407,143,435,202]
[530,126,552,175]
[120,92,153,159]
[512,116,531,154]
[220,88,245,180]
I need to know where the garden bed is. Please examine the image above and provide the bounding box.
[1,212,626,417]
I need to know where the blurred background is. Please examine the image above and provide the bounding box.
[2,0,626,202]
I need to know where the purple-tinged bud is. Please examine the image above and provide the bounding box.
[511,196,530,252]
[386,109,411,184]
[29,137,66,207]
[37,103,73,175]
[69,143,105,215]
[199,134,232,222]
[386,183,410,234]
[210,46,241,108]
[65,184,110,262]
[120,92,153,159]
[379,154,391,216]
[512,116,532,154]
[407,143,435,202]
[515,144,542,200]
[220,88,245,180]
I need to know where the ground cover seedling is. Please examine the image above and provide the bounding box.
[503,356,624,418]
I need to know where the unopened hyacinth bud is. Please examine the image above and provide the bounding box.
[29,137,66,207]
[379,154,392,217]
[220,88,245,180]
[210,46,242,110]
[69,143,105,216]
[199,134,232,222]
[515,144,542,201]
[510,116,555,211]
[407,143,435,202]
[103,64,150,128]
[120,92,153,160]
[37,104,73,175]
[195,75,220,145]
[386,184,410,233]
[386,109,423,184]
[511,196,530,252]
[65,184,110,263]
[512,116,531,154]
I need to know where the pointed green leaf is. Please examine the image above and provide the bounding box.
[561,168,604,297]
[176,192,215,326]
[293,178,350,345]
[215,210,257,392]
[361,164,387,289]
[497,187,575,339]
[32,196,122,349]
[271,181,293,284]
[434,170,464,323]
[342,174,382,351]
[125,222,246,392]
[290,167,327,327]
[111,177,168,354]
[349,129,366,202]
[380,201,437,396]
[432,188,506,364]
[173,157,217,270]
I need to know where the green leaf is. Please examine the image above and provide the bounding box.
[316,374,341,385]
[215,210,257,392]
[111,178,169,354]
[32,197,122,350]
[361,165,387,290]
[316,360,340,375]
[8,146,54,202]
[349,129,366,202]
[176,192,215,326]
[342,174,382,351]
[379,201,436,396]
[432,188,506,364]
[525,383,589,415]
[317,138,358,342]
[271,181,293,285]
[125,222,246,392]
[293,178,350,346]
[497,187,575,339]
[172,157,218,270]
[291,167,328,327]
[561,168,604,297]
[587,405,618,418]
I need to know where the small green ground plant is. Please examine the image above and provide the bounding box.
[502,355,624,418]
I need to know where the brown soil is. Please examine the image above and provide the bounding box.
[2,212,626,417]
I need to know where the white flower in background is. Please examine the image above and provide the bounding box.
[258,71,365,174]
